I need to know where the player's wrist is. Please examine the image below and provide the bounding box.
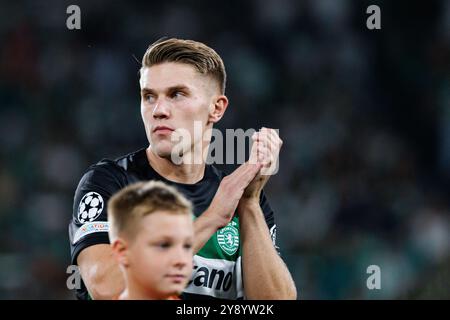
[237,198,260,211]
[203,206,231,229]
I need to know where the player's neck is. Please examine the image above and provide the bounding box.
[146,146,206,184]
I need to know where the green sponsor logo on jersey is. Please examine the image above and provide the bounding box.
[217,220,239,255]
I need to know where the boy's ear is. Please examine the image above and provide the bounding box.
[111,238,129,267]
[208,95,228,124]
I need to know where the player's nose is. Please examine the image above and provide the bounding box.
[152,100,171,119]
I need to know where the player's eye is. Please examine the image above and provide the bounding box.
[170,91,184,99]
[184,242,193,250]
[144,94,155,103]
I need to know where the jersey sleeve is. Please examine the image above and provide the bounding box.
[68,161,126,265]
[260,189,280,254]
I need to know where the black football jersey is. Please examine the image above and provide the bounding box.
[69,147,278,300]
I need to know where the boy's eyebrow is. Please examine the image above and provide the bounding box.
[149,234,193,241]
[148,234,175,241]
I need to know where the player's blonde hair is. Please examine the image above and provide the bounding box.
[141,38,226,94]
[108,180,192,241]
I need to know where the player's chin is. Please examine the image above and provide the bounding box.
[151,141,175,159]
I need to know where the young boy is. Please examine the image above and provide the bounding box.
[107,180,194,300]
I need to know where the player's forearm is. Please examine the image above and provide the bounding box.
[81,264,124,299]
[193,209,224,253]
[78,245,125,300]
[84,263,124,300]
[239,201,297,300]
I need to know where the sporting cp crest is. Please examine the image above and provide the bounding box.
[217,220,239,255]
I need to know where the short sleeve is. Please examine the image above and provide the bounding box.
[68,162,126,265]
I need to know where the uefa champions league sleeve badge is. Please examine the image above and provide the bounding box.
[77,192,104,224]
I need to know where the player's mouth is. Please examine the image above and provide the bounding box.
[153,125,174,135]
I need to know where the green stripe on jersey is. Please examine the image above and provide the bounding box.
[196,216,242,261]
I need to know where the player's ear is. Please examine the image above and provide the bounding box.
[208,95,228,124]
[111,238,130,267]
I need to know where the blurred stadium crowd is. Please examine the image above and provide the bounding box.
[0,0,449,299]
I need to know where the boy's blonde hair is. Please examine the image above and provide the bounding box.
[141,38,226,94]
[108,180,192,241]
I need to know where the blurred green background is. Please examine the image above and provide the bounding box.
[0,0,449,299]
